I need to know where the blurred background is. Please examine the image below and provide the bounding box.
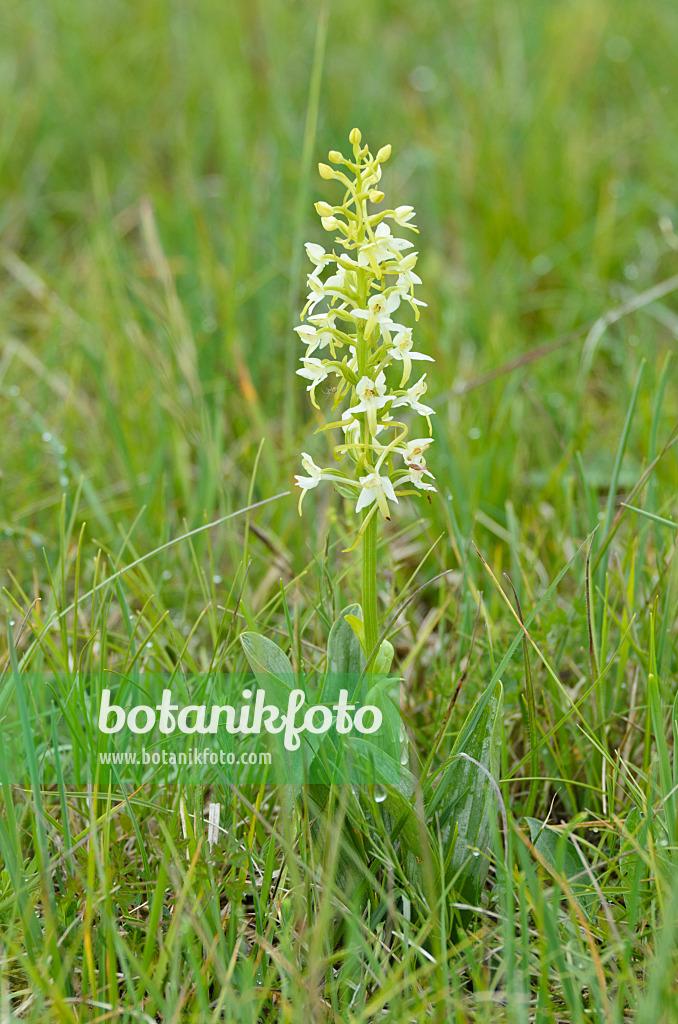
[1,0,677,642]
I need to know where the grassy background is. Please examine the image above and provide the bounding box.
[1,0,678,1020]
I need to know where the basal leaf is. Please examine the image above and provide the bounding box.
[427,680,503,904]
[239,631,295,702]
[524,816,596,915]
[321,605,365,705]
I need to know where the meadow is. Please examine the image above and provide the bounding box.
[1,0,678,1020]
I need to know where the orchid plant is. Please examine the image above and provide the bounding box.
[294,128,436,666]
[240,131,501,914]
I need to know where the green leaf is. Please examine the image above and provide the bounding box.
[343,613,366,657]
[622,505,678,531]
[240,632,311,785]
[619,807,661,925]
[364,675,403,761]
[381,785,425,861]
[427,680,503,904]
[321,605,365,704]
[239,631,295,701]
[524,817,595,915]
[373,639,395,675]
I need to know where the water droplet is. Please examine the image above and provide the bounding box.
[59,476,69,487]
[605,36,632,63]
[162,570,172,581]
[468,427,482,441]
[374,786,387,804]
[472,850,481,858]
[4,528,14,537]
[201,315,217,333]
[8,385,19,397]
[400,749,409,766]
[213,574,222,584]
[531,253,553,276]
[146,642,153,648]
[409,65,437,93]
[42,432,52,443]
[659,838,669,847]
[591,827,600,834]
[624,264,639,281]
[9,620,15,627]
[58,443,67,454]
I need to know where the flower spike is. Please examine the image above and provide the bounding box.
[294,130,437,517]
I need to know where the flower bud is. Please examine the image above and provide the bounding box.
[328,150,343,163]
[321,216,339,231]
[376,144,392,162]
[318,162,335,180]
[369,190,384,203]
[315,201,334,217]
[349,127,362,145]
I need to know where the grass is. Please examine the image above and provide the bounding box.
[1,0,678,1019]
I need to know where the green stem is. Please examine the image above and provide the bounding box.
[362,511,379,667]
[355,161,380,667]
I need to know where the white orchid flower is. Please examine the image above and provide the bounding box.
[357,230,392,273]
[393,264,423,298]
[294,323,335,357]
[388,327,434,386]
[374,221,412,249]
[304,271,328,315]
[406,465,436,491]
[308,308,341,325]
[304,243,332,268]
[347,372,389,436]
[392,374,435,432]
[294,453,324,513]
[391,205,417,226]
[294,453,349,513]
[356,472,398,519]
[353,291,401,340]
[295,323,318,346]
[341,412,361,447]
[397,275,427,315]
[323,267,347,293]
[303,266,350,318]
[358,222,414,276]
[296,357,333,407]
[401,438,434,464]
[308,307,343,341]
